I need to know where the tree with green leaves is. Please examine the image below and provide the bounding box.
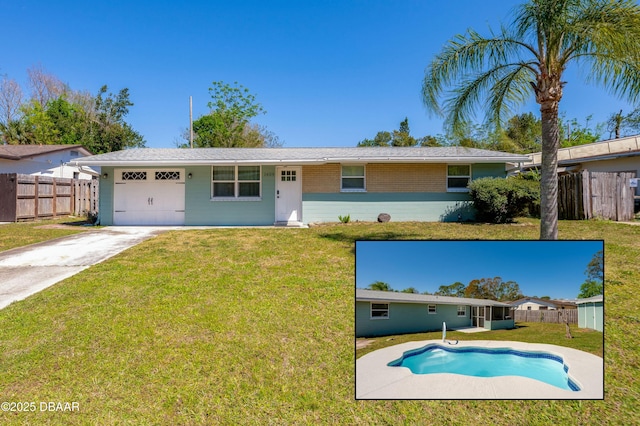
[368,281,393,292]
[504,112,541,153]
[188,81,280,148]
[0,70,145,153]
[578,250,603,298]
[606,108,640,139]
[560,114,603,147]
[391,117,417,147]
[464,277,522,301]
[357,131,392,147]
[436,282,466,297]
[422,0,640,240]
[357,118,418,147]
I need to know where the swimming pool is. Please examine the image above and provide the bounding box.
[388,344,579,391]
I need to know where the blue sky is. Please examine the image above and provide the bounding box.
[1,0,636,148]
[355,240,604,300]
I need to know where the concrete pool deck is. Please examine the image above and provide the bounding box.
[356,339,603,399]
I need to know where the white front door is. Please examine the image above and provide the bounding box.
[275,166,302,223]
[113,169,185,225]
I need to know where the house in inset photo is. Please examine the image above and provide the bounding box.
[356,289,514,337]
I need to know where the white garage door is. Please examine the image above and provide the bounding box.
[113,169,185,225]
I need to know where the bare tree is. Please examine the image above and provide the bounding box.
[0,76,23,126]
[27,65,67,106]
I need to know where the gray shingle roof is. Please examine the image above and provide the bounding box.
[356,289,512,307]
[0,144,91,160]
[574,294,603,304]
[71,147,529,166]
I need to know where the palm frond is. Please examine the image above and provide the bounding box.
[443,63,536,132]
[488,65,537,128]
[422,28,537,121]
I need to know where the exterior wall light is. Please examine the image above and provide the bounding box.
[188,173,193,179]
[102,173,109,179]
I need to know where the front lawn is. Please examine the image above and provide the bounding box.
[0,218,636,424]
[0,218,91,252]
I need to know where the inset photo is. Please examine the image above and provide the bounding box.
[355,240,604,400]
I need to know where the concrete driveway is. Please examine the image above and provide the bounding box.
[0,227,167,310]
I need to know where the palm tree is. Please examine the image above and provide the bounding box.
[422,0,640,239]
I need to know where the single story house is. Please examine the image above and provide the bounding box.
[510,297,577,311]
[71,147,528,226]
[356,289,515,337]
[0,144,97,179]
[575,295,603,332]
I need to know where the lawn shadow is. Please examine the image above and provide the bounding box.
[317,229,423,253]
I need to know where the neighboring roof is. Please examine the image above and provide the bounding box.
[523,134,640,169]
[356,289,512,307]
[509,297,560,308]
[71,147,530,167]
[575,295,603,304]
[549,299,578,307]
[0,144,92,160]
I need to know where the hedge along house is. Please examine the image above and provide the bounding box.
[71,147,528,226]
[356,289,515,338]
[575,295,603,332]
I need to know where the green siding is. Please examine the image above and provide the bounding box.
[303,192,475,223]
[472,163,507,179]
[97,166,276,226]
[98,166,114,225]
[184,166,276,225]
[97,162,509,225]
[485,319,515,330]
[356,301,472,337]
[578,302,603,332]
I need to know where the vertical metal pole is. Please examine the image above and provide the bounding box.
[189,96,194,149]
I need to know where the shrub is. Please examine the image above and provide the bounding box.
[468,177,540,223]
[338,214,351,223]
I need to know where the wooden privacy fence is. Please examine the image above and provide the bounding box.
[514,309,578,324]
[558,170,635,221]
[0,173,99,222]
[74,178,99,217]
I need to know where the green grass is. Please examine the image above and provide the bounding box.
[0,218,637,424]
[0,218,91,252]
[356,322,603,359]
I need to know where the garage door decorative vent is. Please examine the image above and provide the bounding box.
[122,171,147,181]
[155,171,181,180]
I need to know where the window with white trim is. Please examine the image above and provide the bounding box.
[341,165,365,191]
[457,305,466,317]
[212,166,261,199]
[370,302,389,319]
[428,304,437,314]
[447,164,471,192]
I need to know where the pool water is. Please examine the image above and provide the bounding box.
[388,345,580,391]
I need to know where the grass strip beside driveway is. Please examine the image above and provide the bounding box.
[0,219,636,424]
[0,218,91,252]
